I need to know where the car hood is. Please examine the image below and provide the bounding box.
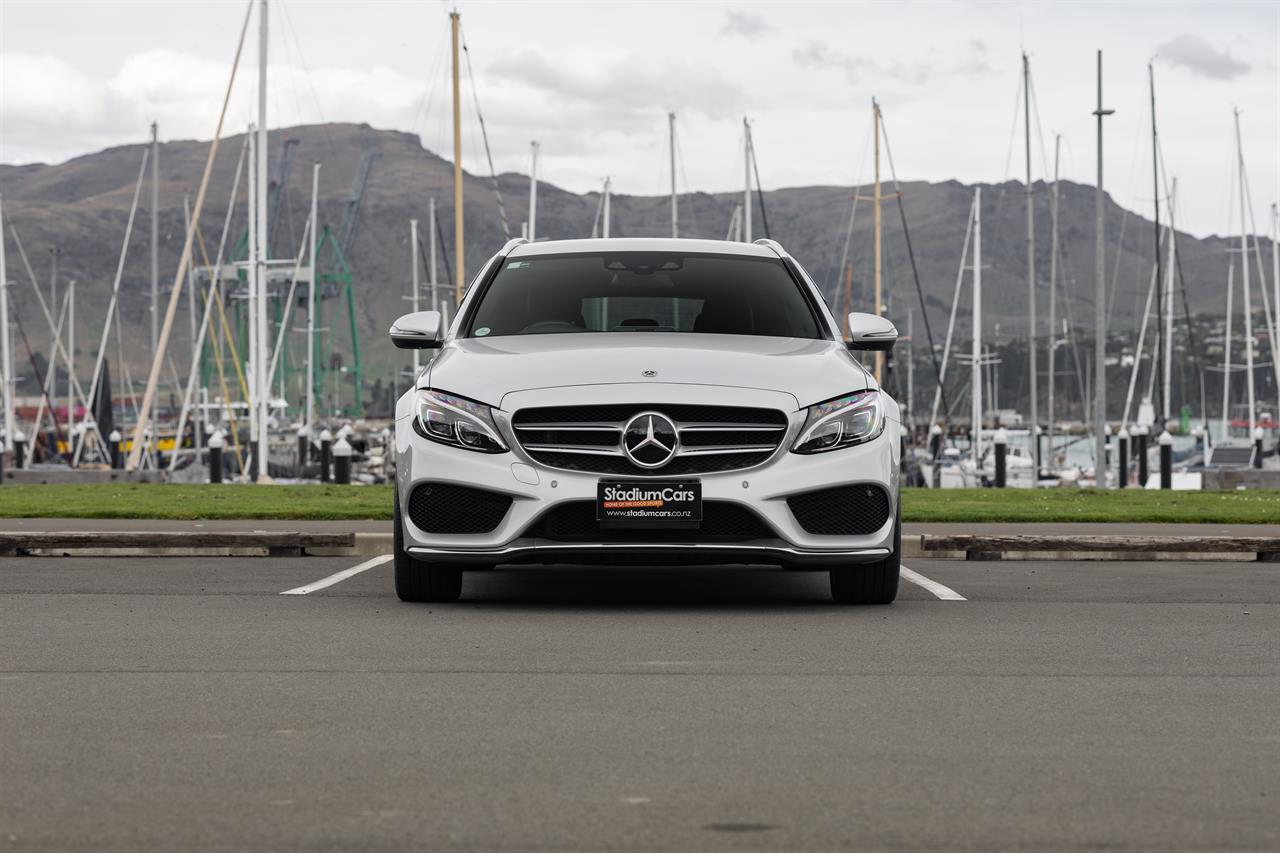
[423,333,872,411]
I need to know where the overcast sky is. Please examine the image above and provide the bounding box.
[2,0,1276,238]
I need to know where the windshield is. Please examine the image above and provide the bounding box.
[466,251,823,339]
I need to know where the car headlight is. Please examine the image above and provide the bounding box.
[414,389,508,453]
[792,391,884,454]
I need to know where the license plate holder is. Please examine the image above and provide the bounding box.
[597,480,702,528]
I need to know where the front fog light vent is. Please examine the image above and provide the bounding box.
[787,485,891,536]
[407,483,512,534]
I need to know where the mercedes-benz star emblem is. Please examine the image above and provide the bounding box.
[642,369,657,378]
[622,411,679,469]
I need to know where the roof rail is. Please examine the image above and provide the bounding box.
[752,238,786,257]
[499,237,529,255]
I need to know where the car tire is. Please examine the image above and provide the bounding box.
[829,502,900,605]
[394,487,463,603]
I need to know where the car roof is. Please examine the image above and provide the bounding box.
[506,237,784,259]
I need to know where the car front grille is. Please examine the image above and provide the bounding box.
[512,404,789,476]
[525,500,775,542]
[787,484,892,536]
[406,483,513,534]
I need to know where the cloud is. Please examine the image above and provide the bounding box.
[1,53,140,162]
[1156,34,1250,80]
[0,48,432,164]
[956,39,995,77]
[2,53,129,129]
[792,40,931,86]
[721,10,772,38]
[486,48,744,122]
[791,38,997,87]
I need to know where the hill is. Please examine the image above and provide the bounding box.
[0,122,1261,415]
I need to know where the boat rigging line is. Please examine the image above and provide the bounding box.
[829,117,873,302]
[928,193,977,430]
[1149,63,1165,431]
[73,147,150,465]
[126,0,253,471]
[1235,129,1280,409]
[12,298,66,461]
[430,214,454,295]
[877,108,952,424]
[1153,133,1206,430]
[460,22,510,241]
[747,123,770,239]
[7,224,108,460]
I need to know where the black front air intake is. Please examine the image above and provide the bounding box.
[787,485,892,536]
[406,483,513,534]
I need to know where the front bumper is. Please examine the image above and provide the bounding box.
[395,384,900,568]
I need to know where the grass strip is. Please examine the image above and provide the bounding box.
[1,484,1278,524]
[0,484,395,520]
[901,487,1280,524]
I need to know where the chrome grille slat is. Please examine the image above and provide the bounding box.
[512,404,788,476]
[522,444,624,456]
[678,424,786,432]
[680,445,778,455]
[514,423,623,432]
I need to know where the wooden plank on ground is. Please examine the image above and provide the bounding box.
[0,531,354,552]
[920,534,1280,554]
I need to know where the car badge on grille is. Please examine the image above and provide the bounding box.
[641,369,657,377]
[622,411,678,469]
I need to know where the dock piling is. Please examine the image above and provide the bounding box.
[1159,430,1173,489]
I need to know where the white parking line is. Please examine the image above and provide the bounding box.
[280,555,393,595]
[901,564,967,601]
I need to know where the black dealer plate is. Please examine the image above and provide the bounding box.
[596,480,703,526]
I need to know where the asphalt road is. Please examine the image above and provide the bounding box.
[1,555,1276,852]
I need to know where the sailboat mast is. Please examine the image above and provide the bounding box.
[1274,203,1280,369]
[528,141,539,242]
[0,193,12,451]
[182,193,202,453]
[49,249,59,441]
[842,261,852,337]
[1221,262,1234,439]
[669,112,678,238]
[67,279,75,440]
[450,11,464,304]
[1273,204,1279,376]
[743,117,752,242]
[410,218,420,378]
[1163,178,1177,425]
[1048,134,1060,467]
[150,123,159,366]
[1149,63,1164,430]
[906,309,914,431]
[255,0,270,479]
[1023,53,1039,472]
[873,97,884,385]
[428,197,438,311]
[1093,50,1114,479]
[149,122,159,440]
[247,126,259,449]
[973,187,983,462]
[602,177,611,239]
[306,161,318,433]
[1235,109,1255,433]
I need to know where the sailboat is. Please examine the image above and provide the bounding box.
[1208,108,1278,470]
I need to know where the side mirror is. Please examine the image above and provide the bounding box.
[846,312,898,351]
[390,311,443,349]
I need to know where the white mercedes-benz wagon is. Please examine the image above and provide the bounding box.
[391,237,901,603]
